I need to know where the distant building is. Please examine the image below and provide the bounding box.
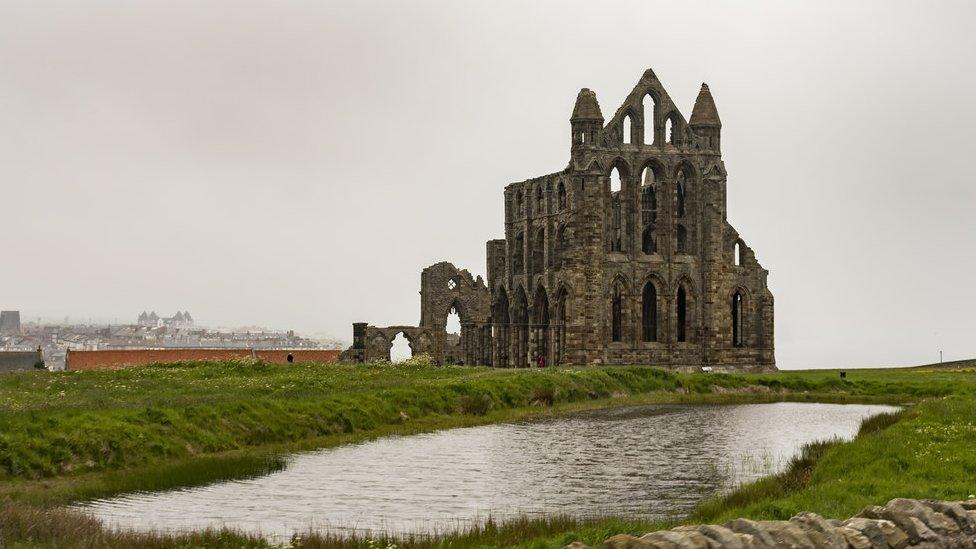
[138,310,194,328]
[0,311,22,335]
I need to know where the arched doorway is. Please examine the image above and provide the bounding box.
[554,287,569,365]
[512,288,528,367]
[532,287,550,366]
[493,289,510,367]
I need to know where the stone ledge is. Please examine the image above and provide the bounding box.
[566,498,976,548]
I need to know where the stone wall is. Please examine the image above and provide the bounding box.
[345,262,491,364]
[568,498,976,548]
[0,350,43,373]
[65,349,340,371]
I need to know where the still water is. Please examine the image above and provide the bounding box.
[78,402,896,538]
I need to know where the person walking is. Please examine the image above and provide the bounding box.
[537,354,546,368]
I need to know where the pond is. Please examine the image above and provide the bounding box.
[77,402,897,539]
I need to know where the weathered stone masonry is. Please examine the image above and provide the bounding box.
[581,498,976,548]
[346,69,775,370]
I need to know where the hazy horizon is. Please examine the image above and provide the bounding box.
[2,1,974,369]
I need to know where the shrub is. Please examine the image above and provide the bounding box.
[530,385,555,406]
[458,394,492,416]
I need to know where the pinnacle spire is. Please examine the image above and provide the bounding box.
[571,88,604,121]
[689,83,721,127]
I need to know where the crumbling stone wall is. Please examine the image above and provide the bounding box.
[345,262,490,364]
[575,498,976,549]
[348,68,775,370]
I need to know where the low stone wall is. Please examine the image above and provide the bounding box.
[0,350,43,373]
[65,349,341,371]
[567,498,976,548]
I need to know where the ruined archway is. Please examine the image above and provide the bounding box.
[443,301,464,364]
[390,331,413,362]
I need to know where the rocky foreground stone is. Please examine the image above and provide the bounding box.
[566,498,976,548]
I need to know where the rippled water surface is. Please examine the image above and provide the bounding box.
[79,402,896,538]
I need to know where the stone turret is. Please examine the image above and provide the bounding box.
[571,88,603,150]
[689,83,721,152]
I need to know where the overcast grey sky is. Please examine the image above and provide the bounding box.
[1,1,974,368]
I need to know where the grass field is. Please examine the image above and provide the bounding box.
[0,360,973,547]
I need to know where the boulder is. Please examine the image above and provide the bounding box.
[837,526,875,549]
[921,500,976,534]
[603,534,655,549]
[641,529,711,548]
[841,517,892,549]
[695,524,745,549]
[757,520,816,548]
[875,519,910,549]
[789,511,847,547]
[885,498,960,537]
[724,518,776,547]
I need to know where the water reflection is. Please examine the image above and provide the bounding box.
[79,402,897,538]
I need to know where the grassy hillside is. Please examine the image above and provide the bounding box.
[0,360,973,547]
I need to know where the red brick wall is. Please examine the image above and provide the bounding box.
[66,349,341,371]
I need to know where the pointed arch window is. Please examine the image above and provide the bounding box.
[611,283,623,342]
[515,191,524,218]
[641,167,657,254]
[734,240,743,266]
[732,291,744,347]
[512,232,524,273]
[676,177,686,218]
[676,286,688,342]
[641,168,657,223]
[622,115,632,144]
[610,197,622,252]
[642,282,657,342]
[535,185,544,214]
[665,113,679,144]
[610,167,622,194]
[532,227,545,274]
[553,225,567,269]
[643,94,656,145]
[557,182,567,211]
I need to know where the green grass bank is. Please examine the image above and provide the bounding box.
[0,360,973,547]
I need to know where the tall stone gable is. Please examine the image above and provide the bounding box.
[347,69,775,371]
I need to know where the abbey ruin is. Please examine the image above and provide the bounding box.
[345,69,775,371]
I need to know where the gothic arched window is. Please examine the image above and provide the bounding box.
[512,232,524,273]
[642,282,657,342]
[676,286,688,342]
[611,284,623,342]
[732,291,744,347]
